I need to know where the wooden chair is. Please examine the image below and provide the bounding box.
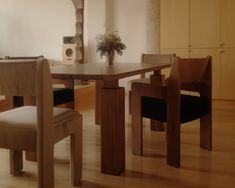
[128,54,174,113]
[4,56,75,109]
[131,56,212,167]
[0,59,82,187]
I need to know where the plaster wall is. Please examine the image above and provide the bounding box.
[0,0,147,64]
[0,0,75,61]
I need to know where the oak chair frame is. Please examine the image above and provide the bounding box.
[0,59,82,188]
[131,56,212,167]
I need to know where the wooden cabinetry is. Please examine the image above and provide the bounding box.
[220,0,235,99]
[160,0,189,50]
[160,0,235,100]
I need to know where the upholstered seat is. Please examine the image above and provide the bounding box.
[53,88,74,106]
[142,94,210,123]
[0,106,78,151]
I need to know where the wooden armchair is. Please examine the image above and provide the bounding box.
[0,59,82,187]
[3,56,75,109]
[131,56,212,167]
[128,54,174,113]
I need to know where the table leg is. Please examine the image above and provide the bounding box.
[100,81,125,175]
[150,72,166,131]
[95,80,104,125]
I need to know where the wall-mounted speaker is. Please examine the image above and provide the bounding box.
[62,36,75,64]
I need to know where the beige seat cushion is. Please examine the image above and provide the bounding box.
[0,106,79,151]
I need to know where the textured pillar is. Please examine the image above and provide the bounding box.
[146,0,160,53]
[71,0,84,63]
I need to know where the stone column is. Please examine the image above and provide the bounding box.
[71,0,84,63]
[146,0,160,53]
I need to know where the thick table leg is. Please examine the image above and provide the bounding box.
[100,81,125,175]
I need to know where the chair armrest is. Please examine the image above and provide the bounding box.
[131,82,167,100]
[52,79,74,89]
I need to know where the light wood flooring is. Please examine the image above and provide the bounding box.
[0,91,235,188]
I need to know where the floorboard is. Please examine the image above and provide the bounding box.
[0,92,234,188]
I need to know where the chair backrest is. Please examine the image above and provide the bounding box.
[0,58,53,139]
[168,56,212,96]
[141,53,175,78]
[169,56,212,84]
[4,55,44,60]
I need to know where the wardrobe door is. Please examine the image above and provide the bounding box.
[160,0,189,49]
[220,0,235,99]
[190,0,220,48]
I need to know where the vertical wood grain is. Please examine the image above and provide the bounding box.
[101,86,125,175]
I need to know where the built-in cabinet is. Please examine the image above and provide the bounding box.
[160,0,235,99]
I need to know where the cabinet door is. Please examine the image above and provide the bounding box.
[221,0,235,48]
[220,0,235,99]
[160,0,189,49]
[190,49,221,99]
[190,0,220,48]
[221,49,235,99]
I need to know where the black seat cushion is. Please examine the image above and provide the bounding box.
[12,88,74,107]
[53,88,74,106]
[142,94,210,123]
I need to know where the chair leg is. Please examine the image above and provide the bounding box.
[200,113,212,150]
[37,146,54,188]
[167,123,180,168]
[131,92,143,156]
[129,91,132,114]
[150,120,165,131]
[65,101,75,109]
[10,150,23,176]
[70,124,82,186]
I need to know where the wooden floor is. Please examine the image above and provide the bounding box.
[0,92,235,187]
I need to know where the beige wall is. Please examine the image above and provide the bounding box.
[0,0,75,61]
[85,0,146,64]
[106,0,146,63]
[0,0,147,64]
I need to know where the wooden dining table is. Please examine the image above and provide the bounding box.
[51,62,171,175]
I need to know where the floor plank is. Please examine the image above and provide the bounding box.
[0,95,234,188]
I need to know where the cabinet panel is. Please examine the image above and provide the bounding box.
[221,0,235,47]
[190,0,220,48]
[160,48,189,58]
[190,49,221,99]
[160,0,189,49]
[221,48,235,99]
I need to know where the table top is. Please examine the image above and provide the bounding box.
[51,62,171,80]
